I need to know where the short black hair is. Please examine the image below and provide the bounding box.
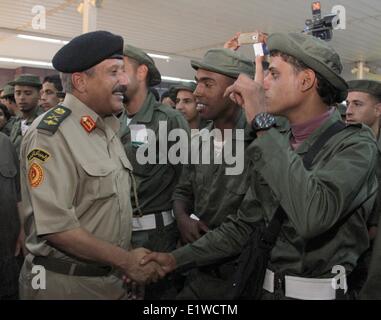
[271,50,340,105]
[0,103,11,121]
[43,74,63,92]
[3,95,16,104]
[161,90,173,103]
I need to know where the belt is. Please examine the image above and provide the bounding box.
[132,210,174,231]
[263,269,347,300]
[32,256,112,277]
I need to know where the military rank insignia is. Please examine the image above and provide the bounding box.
[37,105,71,135]
[28,162,44,188]
[80,116,96,133]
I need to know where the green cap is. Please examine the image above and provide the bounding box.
[347,80,381,98]
[337,103,347,116]
[168,82,197,101]
[267,32,348,103]
[1,84,14,98]
[191,48,254,79]
[123,44,161,86]
[9,74,42,88]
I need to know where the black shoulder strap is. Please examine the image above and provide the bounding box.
[263,121,348,244]
[303,121,346,170]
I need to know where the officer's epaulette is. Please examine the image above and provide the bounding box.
[37,105,71,135]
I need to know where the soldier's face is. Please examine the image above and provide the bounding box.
[264,56,305,116]
[40,82,60,112]
[346,91,381,128]
[176,90,198,122]
[122,57,140,103]
[85,59,128,116]
[194,69,235,121]
[0,108,6,129]
[14,85,40,113]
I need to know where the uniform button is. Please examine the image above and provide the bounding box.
[253,151,262,161]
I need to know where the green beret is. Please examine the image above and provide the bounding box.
[347,80,381,98]
[123,44,161,86]
[52,31,123,73]
[9,74,41,88]
[168,82,197,101]
[1,84,14,98]
[267,33,348,103]
[191,48,254,79]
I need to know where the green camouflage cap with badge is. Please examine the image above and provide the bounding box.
[123,44,161,86]
[267,32,348,103]
[1,84,14,98]
[168,82,197,101]
[9,74,42,88]
[191,48,255,79]
[347,80,381,98]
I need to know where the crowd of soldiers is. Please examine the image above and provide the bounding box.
[1,29,381,300]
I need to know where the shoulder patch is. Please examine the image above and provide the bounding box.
[27,148,51,163]
[37,106,71,135]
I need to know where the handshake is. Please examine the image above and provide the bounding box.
[117,248,176,285]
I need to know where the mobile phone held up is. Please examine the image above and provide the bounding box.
[238,31,269,57]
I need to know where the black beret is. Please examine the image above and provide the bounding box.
[52,30,124,73]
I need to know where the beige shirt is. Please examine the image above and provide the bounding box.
[20,93,133,262]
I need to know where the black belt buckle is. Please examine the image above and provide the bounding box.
[274,272,286,293]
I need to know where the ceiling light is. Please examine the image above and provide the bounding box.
[147,53,171,61]
[17,34,69,45]
[0,57,53,68]
[161,76,194,83]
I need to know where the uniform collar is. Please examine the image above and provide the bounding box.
[129,91,157,124]
[376,131,381,153]
[62,93,120,134]
[201,108,253,142]
[292,108,342,155]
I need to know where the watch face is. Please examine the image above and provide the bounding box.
[253,112,275,130]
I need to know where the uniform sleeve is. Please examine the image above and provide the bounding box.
[171,163,195,208]
[247,127,378,240]
[167,112,191,178]
[172,186,262,268]
[20,129,80,236]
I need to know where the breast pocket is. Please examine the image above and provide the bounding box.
[0,163,17,180]
[80,161,117,200]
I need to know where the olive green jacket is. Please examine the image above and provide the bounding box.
[173,112,378,278]
[10,107,42,156]
[119,92,190,215]
[172,109,254,228]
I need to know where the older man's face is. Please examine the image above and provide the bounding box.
[84,59,129,116]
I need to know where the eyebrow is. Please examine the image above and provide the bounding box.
[268,66,278,73]
[195,76,215,83]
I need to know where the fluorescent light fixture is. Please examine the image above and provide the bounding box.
[17,34,69,45]
[0,57,52,68]
[162,76,194,83]
[147,53,171,60]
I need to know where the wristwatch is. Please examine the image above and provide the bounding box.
[251,112,276,131]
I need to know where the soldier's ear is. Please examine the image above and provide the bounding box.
[136,64,149,83]
[375,102,381,117]
[71,73,86,93]
[300,68,316,93]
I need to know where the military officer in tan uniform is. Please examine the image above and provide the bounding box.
[18,31,163,300]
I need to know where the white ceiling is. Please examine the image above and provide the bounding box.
[0,0,381,81]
